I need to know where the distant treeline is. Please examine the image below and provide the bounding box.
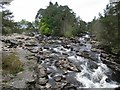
[1,1,120,55]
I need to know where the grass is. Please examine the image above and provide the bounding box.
[2,52,24,75]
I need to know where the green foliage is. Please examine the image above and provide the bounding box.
[17,19,35,34]
[39,22,52,36]
[2,53,23,74]
[2,9,14,35]
[36,2,86,37]
[64,30,73,38]
[1,1,36,35]
[90,1,120,54]
[1,1,23,35]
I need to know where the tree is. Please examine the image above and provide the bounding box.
[1,1,14,35]
[35,2,86,37]
[91,1,120,55]
[17,19,35,34]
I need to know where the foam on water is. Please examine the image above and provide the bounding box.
[75,34,119,88]
[53,46,71,54]
[75,60,119,88]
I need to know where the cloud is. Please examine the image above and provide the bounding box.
[9,0,109,22]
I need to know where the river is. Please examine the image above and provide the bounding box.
[1,33,120,89]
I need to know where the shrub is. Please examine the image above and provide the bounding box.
[64,30,73,38]
[2,53,23,74]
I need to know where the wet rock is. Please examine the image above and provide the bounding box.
[115,86,120,90]
[100,55,120,83]
[62,44,71,49]
[91,48,102,52]
[80,51,98,61]
[62,52,68,56]
[105,78,111,82]
[43,46,50,50]
[101,53,120,72]
[100,53,109,59]
[80,50,90,58]
[87,60,98,69]
[54,75,62,82]
[61,83,77,90]
[55,58,80,73]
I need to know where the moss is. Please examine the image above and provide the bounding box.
[2,53,24,75]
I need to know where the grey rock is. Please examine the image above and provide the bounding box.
[45,83,51,88]
[38,77,48,85]
[55,58,80,73]
[54,75,62,82]
[39,68,47,77]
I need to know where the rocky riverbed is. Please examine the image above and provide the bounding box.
[1,33,120,89]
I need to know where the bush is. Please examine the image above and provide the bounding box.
[39,21,52,36]
[64,30,73,38]
[2,53,23,74]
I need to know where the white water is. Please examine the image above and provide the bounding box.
[51,34,120,88]
[73,35,119,88]
[68,54,119,88]
[68,52,119,88]
[76,62,119,88]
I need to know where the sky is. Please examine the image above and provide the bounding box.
[9,0,109,22]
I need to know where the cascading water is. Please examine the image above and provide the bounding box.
[42,34,120,88]
[44,34,120,88]
[69,34,120,88]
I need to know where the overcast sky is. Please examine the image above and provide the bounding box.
[9,0,109,22]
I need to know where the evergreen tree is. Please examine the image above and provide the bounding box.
[1,1,14,35]
[35,2,86,37]
[91,1,120,55]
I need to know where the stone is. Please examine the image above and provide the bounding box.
[26,80,36,87]
[38,77,48,85]
[27,56,36,60]
[55,58,80,73]
[2,74,13,82]
[87,60,98,69]
[44,46,50,50]
[25,41,38,47]
[54,75,62,82]
[81,50,90,58]
[45,83,51,88]
[91,48,100,52]
[39,68,47,77]
[61,83,77,90]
